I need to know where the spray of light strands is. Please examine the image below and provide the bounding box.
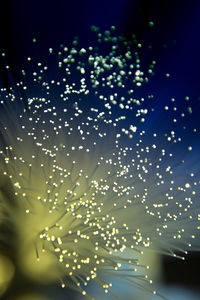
[0,26,200,300]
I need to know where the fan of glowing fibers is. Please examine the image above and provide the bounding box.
[0,26,200,299]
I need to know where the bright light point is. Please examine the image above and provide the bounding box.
[185,183,190,189]
[148,21,154,27]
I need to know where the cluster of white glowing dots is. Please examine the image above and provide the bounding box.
[0,26,200,299]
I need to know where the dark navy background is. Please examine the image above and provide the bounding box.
[0,0,200,299]
[0,0,200,97]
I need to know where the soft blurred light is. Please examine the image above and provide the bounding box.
[12,293,50,300]
[19,242,64,283]
[0,254,15,296]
